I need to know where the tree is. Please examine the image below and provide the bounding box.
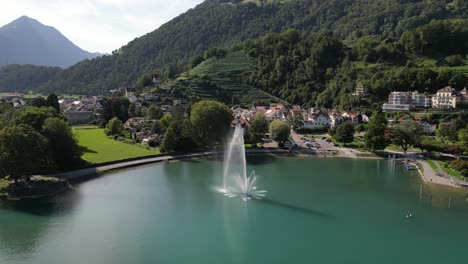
[458,126,468,152]
[160,125,178,153]
[0,125,48,183]
[190,100,233,147]
[160,114,174,133]
[416,136,441,154]
[160,119,197,153]
[445,145,464,157]
[42,117,83,170]
[30,97,49,108]
[188,54,205,69]
[105,117,123,136]
[150,120,162,135]
[146,105,163,120]
[288,116,304,131]
[46,93,60,112]
[353,36,377,62]
[101,97,130,123]
[333,122,355,145]
[392,120,422,154]
[449,117,466,141]
[14,107,59,132]
[269,120,290,143]
[128,103,136,118]
[249,114,269,144]
[204,48,227,60]
[136,74,153,89]
[364,112,387,151]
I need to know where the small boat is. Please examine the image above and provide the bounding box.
[406,211,413,218]
[406,164,417,170]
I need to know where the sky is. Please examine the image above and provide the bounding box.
[0,0,204,53]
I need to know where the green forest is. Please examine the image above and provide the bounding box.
[0,0,466,98]
[174,18,467,109]
[0,0,468,111]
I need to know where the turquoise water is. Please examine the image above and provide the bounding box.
[1,156,468,264]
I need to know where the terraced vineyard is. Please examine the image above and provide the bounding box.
[177,51,281,105]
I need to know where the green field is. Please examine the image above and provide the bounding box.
[73,127,160,164]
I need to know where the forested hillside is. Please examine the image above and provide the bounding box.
[0,0,466,95]
[175,19,467,109]
[0,65,61,92]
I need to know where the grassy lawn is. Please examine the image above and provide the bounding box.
[328,137,362,148]
[439,161,463,180]
[426,160,438,171]
[73,127,160,164]
[385,144,421,153]
[304,135,322,139]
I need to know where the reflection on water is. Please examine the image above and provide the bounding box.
[246,154,278,165]
[4,189,80,216]
[0,189,80,262]
[1,157,468,264]
[254,198,332,218]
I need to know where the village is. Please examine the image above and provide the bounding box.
[1,80,467,149]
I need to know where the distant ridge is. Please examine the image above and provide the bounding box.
[0,16,101,68]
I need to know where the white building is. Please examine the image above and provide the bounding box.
[302,113,330,129]
[383,91,431,112]
[432,86,467,109]
[417,120,435,134]
[328,110,343,129]
[265,109,283,122]
[341,111,360,126]
[352,82,366,96]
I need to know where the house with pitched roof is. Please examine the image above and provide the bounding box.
[432,86,466,109]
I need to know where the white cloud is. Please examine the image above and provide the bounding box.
[0,0,204,53]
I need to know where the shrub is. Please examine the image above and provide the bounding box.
[445,54,465,67]
[105,117,123,136]
[450,161,468,172]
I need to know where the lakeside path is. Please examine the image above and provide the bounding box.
[417,160,454,186]
[53,149,290,183]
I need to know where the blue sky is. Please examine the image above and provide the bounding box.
[0,0,204,53]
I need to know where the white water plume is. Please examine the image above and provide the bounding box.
[217,123,266,201]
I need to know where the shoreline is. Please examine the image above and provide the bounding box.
[415,160,468,189]
[53,147,381,184]
[53,149,292,184]
[2,149,463,203]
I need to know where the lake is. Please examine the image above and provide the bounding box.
[1,156,468,264]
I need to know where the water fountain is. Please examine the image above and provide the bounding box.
[218,122,266,201]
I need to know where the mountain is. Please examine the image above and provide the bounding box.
[0,16,100,68]
[0,0,467,95]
